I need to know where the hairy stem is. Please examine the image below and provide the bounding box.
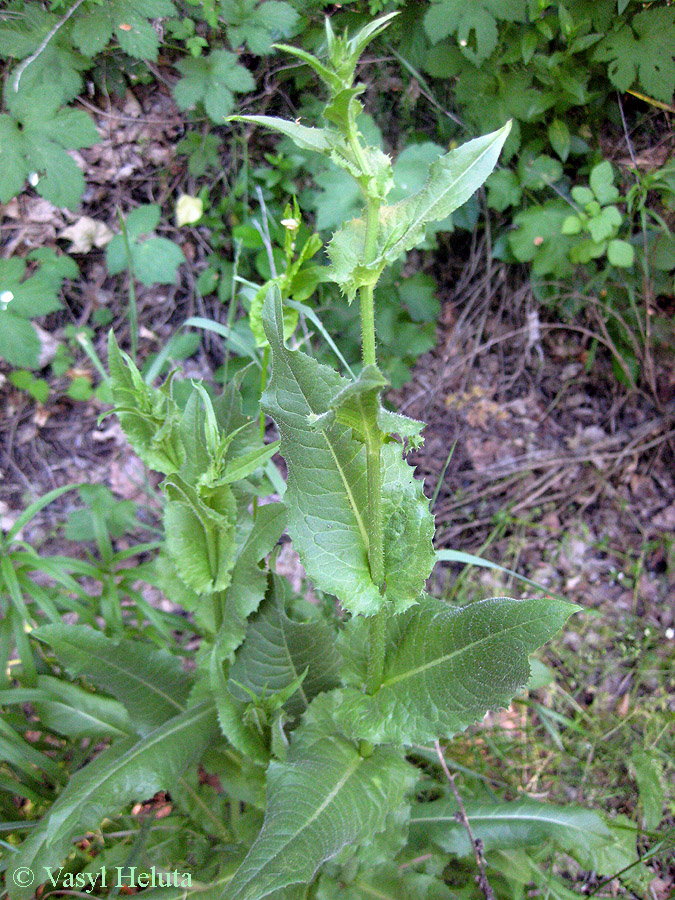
[366,606,386,694]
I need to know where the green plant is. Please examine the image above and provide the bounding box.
[0,248,77,369]
[3,15,586,900]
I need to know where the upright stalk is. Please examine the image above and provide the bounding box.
[358,195,388,693]
[359,198,384,590]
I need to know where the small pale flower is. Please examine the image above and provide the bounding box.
[176,194,203,226]
[0,290,14,310]
[666,627,674,640]
[28,172,40,187]
[281,217,300,232]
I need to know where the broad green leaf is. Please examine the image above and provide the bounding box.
[588,205,622,243]
[593,7,675,103]
[8,702,218,900]
[0,313,41,369]
[410,798,614,857]
[133,236,186,286]
[226,696,414,900]
[387,123,510,255]
[223,0,299,56]
[334,596,577,745]
[229,575,341,717]
[33,624,191,735]
[607,238,635,268]
[71,0,175,60]
[0,255,67,320]
[106,206,185,286]
[0,86,99,208]
[34,675,134,739]
[548,119,571,161]
[589,161,620,205]
[261,287,433,616]
[171,770,231,840]
[0,115,27,202]
[518,153,562,191]
[310,364,424,451]
[486,168,522,212]
[509,201,576,277]
[424,0,528,62]
[163,475,238,595]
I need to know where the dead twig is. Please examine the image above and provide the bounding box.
[434,740,496,900]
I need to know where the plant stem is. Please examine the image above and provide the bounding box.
[357,195,388,692]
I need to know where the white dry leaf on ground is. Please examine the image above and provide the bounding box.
[59,217,114,254]
[34,323,60,368]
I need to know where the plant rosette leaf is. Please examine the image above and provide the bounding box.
[33,624,192,735]
[261,287,434,616]
[229,574,342,719]
[7,703,218,900]
[226,694,416,900]
[410,798,615,858]
[333,595,578,745]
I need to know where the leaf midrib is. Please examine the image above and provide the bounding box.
[45,703,214,840]
[409,808,598,835]
[232,749,362,897]
[283,342,370,553]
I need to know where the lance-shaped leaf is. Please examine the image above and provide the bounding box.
[334,596,578,745]
[33,675,134,739]
[8,702,218,900]
[229,574,341,717]
[261,287,433,616]
[163,475,238,595]
[327,123,511,299]
[33,624,191,735]
[229,115,334,155]
[226,696,414,900]
[383,122,511,258]
[410,798,614,858]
